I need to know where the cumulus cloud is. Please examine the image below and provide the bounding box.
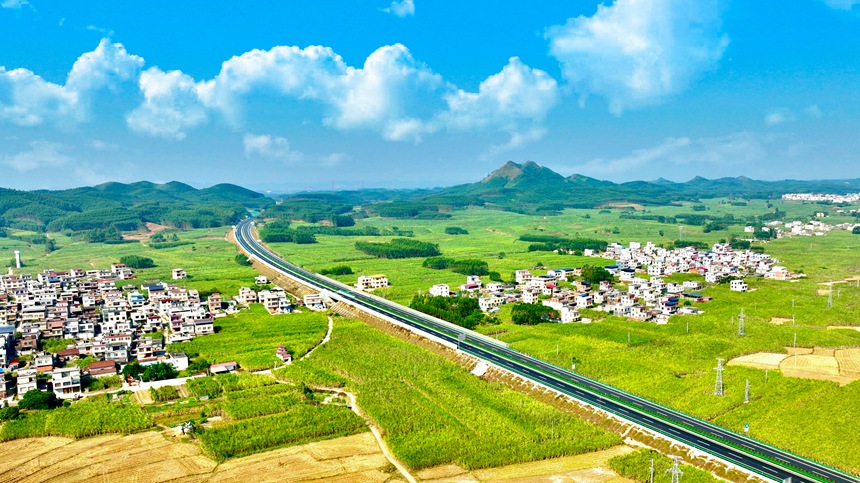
[546,0,728,114]
[126,68,207,139]
[382,0,415,17]
[0,141,72,172]
[577,132,770,175]
[0,39,142,126]
[243,133,304,162]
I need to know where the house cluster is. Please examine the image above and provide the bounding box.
[782,193,860,203]
[749,219,860,238]
[0,264,226,401]
[426,242,793,325]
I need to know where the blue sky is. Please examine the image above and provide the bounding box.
[1,0,859,191]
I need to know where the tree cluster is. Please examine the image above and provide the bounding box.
[119,255,155,269]
[355,238,441,259]
[422,256,489,276]
[511,303,557,325]
[409,294,488,330]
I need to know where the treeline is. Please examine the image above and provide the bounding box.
[319,265,353,276]
[519,235,608,253]
[0,182,267,233]
[259,221,415,244]
[422,256,489,276]
[264,195,353,224]
[365,201,452,219]
[355,239,440,259]
[409,294,490,329]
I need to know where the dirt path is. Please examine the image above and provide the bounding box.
[314,385,416,483]
[301,316,333,361]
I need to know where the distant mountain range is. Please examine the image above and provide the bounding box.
[412,161,860,213]
[0,181,272,233]
[4,162,860,233]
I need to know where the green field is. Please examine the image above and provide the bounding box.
[265,200,860,473]
[275,317,622,470]
[168,304,329,371]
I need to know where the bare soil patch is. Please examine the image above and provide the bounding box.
[770,317,791,325]
[835,348,860,374]
[727,353,787,371]
[123,222,171,241]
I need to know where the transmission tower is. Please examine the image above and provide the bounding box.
[744,379,750,404]
[666,456,684,483]
[714,358,725,396]
[738,308,745,337]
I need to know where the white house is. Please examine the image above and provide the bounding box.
[356,274,389,291]
[429,284,450,297]
[51,367,81,400]
[478,296,505,312]
[730,280,748,292]
[560,306,581,323]
[171,268,187,280]
[522,290,539,304]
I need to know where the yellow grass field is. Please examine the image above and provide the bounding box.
[0,431,396,483]
[729,347,860,386]
[416,445,636,483]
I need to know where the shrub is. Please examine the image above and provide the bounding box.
[320,265,353,276]
[444,227,468,235]
[234,254,252,266]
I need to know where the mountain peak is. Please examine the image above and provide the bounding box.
[482,161,524,183]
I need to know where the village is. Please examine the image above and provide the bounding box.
[0,261,304,405]
[412,241,797,325]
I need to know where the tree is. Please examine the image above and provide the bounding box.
[511,303,557,326]
[141,362,178,382]
[19,389,61,410]
[581,265,612,285]
[853,226,860,235]
[234,254,252,266]
[122,361,144,379]
[0,406,20,421]
[119,255,155,269]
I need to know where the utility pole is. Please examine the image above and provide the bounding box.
[628,332,631,345]
[744,379,750,404]
[666,456,684,483]
[649,458,655,483]
[686,320,689,334]
[738,308,745,337]
[678,226,683,241]
[714,358,725,397]
[765,369,769,383]
[793,332,797,348]
[828,283,833,309]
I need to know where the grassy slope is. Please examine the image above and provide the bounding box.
[168,304,328,371]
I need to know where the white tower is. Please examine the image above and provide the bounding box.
[14,250,21,269]
[666,456,684,483]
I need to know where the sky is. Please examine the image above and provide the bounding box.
[1,0,859,192]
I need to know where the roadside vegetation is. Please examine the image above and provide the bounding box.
[275,317,621,470]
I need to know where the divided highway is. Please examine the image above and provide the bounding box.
[235,218,857,483]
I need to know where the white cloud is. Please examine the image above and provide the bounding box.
[765,108,795,126]
[0,141,72,172]
[1,0,29,9]
[66,39,143,93]
[764,105,823,126]
[440,57,559,131]
[0,67,79,126]
[382,0,415,17]
[546,0,728,114]
[577,132,770,175]
[821,0,859,10]
[320,152,351,166]
[126,68,207,139]
[243,133,304,162]
[0,38,143,127]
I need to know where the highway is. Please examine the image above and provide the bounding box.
[235,218,858,483]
